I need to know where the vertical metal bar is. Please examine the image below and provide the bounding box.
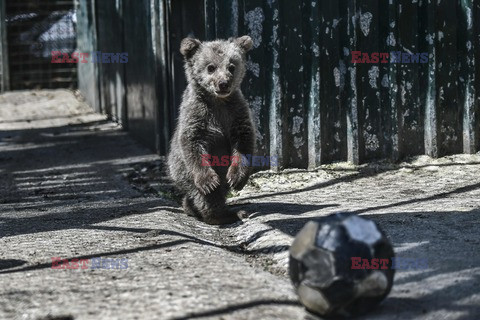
[91,0,103,113]
[205,0,216,40]
[318,0,343,164]
[94,0,107,116]
[244,1,272,169]
[396,0,423,158]
[279,0,307,169]
[356,0,381,162]
[475,0,480,152]
[152,0,171,155]
[379,0,399,161]
[330,0,347,163]
[77,0,101,112]
[0,0,10,92]
[214,0,232,38]
[306,0,321,168]
[423,0,438,157]
[346,0,360,164]
[458,0,476,154]
[434,0,461,156]
[267,0,283,170]
[118,0,127,127]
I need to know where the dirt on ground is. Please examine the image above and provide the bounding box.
[0,90,479,320]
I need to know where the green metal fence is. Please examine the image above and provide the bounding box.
[77,0,480,169]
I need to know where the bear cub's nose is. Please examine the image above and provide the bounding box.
[218,81,229,92]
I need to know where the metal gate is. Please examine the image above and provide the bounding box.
[3,0,77,90]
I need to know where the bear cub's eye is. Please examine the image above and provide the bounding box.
[207,65,216,74]
[228,64,236,74]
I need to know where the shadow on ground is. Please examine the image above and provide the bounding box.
[0,119,175,240]
[1,104,479,319]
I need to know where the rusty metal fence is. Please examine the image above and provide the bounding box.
[1,0,77,90]
[76,0,480,168]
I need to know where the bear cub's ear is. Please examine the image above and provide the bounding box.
[180,38,201,59]
[235,36,253,52]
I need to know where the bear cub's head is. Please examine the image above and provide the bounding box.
[180,36,253,99]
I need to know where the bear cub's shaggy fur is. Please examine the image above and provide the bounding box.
[167,36,255,225]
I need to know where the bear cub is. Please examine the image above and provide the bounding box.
[168,36,256,225]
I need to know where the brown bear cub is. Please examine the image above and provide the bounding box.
[167,36,256,225]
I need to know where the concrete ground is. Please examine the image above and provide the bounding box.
[0,90,479,320]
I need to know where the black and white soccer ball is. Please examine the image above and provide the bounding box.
[289,213,395,318]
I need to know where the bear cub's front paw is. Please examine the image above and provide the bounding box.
[194,169,220,195]
[227,164,249,190]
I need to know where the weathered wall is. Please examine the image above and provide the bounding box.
[205,0,480,168]
[78,0,480,169]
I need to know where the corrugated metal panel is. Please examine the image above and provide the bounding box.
[121,0,159,150]
[76,0,100,112]
[203,0,480,167]
[95,0,126,124]
[79,0,480,168]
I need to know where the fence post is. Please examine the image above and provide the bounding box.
[423,0,438,158]
[458,0,477,154]
[268,0,283,171]
[152,0,171,155]
[346,0,360,165]
[76,0,101,113]
[307,0,321,169]
[0,0,9,92]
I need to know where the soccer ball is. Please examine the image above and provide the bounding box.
[289,213,395,318]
